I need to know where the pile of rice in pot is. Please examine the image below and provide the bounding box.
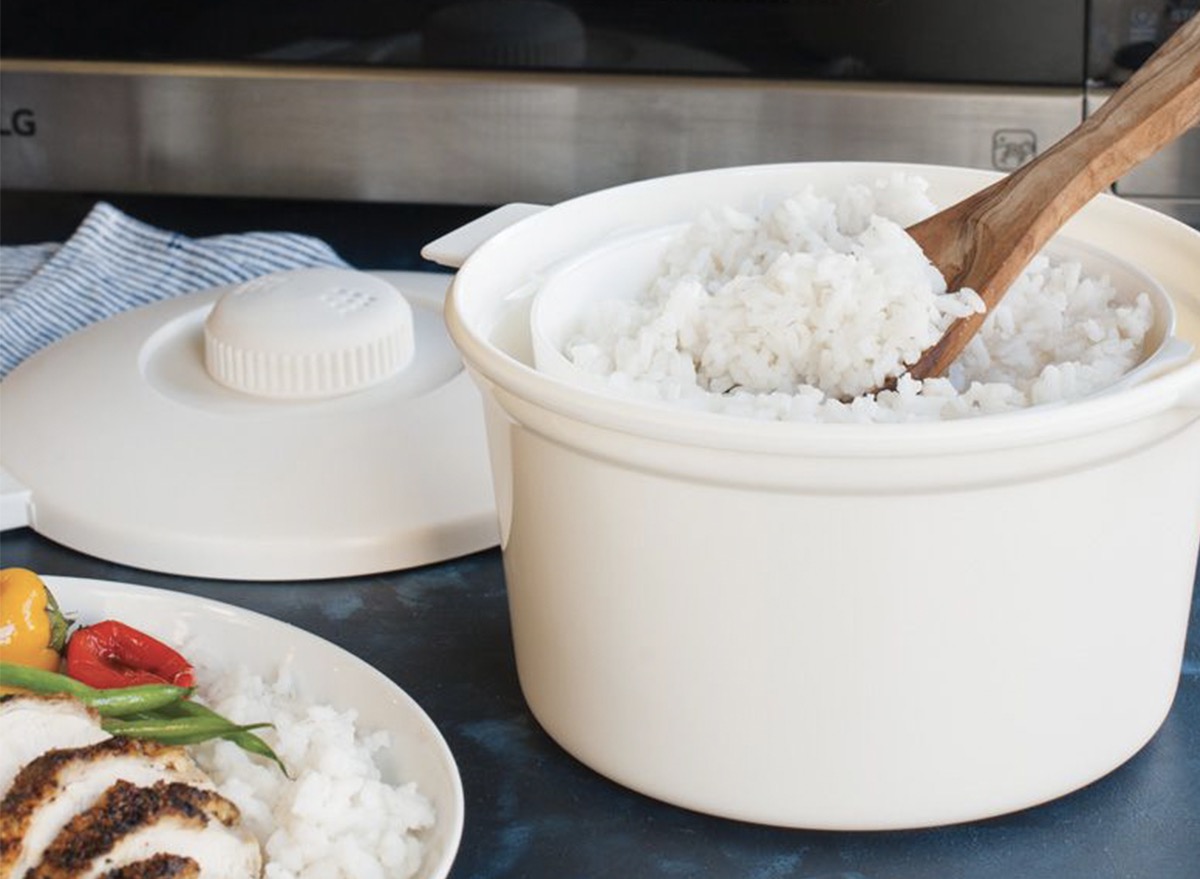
[561,174,1154,422]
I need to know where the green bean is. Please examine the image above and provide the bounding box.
[0,662,192,717]
[102,714,272,745]
[1,661,288,776]
[151,698,290,776]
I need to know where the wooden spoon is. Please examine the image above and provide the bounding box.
[902,13,1200,384]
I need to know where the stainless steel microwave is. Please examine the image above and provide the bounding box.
[2,0,1197,223]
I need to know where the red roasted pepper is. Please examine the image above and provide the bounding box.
[65,620,196,689]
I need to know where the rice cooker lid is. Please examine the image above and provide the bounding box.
[0,270,498,581]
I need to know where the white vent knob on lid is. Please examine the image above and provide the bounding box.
[204,268,415,399]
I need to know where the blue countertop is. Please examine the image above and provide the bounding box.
[2,528,1197,879]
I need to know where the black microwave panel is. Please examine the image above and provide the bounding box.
[2,0,1090,87]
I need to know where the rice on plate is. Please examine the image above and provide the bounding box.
[186,646,435,879]
[560,173,1154,422]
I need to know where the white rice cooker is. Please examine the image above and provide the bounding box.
[426,162,1200,830]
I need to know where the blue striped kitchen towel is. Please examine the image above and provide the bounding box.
[0,202,347,379]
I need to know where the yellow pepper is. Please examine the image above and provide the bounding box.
[0,567,72,672]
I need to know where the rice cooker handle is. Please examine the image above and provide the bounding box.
[420,203,548,269]
[0,465,33,531]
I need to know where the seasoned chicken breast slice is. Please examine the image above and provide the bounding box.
[99,854,201,879]
[25,780,261,879]
[0,694,108,798]
[0,737,213,878]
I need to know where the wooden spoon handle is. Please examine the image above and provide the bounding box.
[906,13,1200,381]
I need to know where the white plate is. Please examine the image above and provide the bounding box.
[41,575,464,879]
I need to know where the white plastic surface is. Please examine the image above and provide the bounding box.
[0,271,497,581]
[441,161,1200,829]
[0,465,32,531]
[204,268,415,399]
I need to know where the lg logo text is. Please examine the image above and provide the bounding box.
[1,109,37,137]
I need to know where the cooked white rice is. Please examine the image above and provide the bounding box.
[561,173,1153,422]
[188,658,434,879]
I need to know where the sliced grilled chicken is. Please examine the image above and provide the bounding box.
[0,694,109,798]
[26,780,261,879]
[0,737,214,878]
[100,854,201,879]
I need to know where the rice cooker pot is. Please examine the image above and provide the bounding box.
[435,162,1200,829]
